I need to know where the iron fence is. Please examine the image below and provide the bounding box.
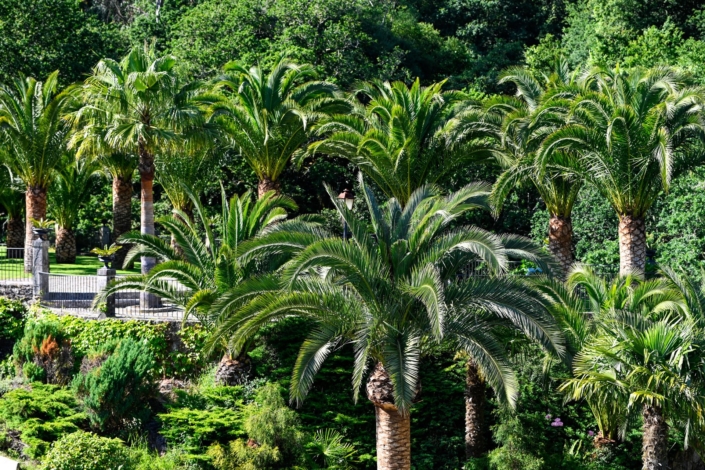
[0,246,30,282]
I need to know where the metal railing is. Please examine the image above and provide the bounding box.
[0,246,30,282]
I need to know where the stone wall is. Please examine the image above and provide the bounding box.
[0,284,33,303]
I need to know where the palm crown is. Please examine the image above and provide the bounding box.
[212,175,562,414]
[308,79,489,207]
[211,57,347,197]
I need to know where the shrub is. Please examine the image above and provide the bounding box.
[0,383,86,459]
[208,439,281,470]
[72,339,155,434]
[41,431,129,470]
[0,298,26,358]
[158,407,245,453]
[13,317,73,385]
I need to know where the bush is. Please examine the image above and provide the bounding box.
[13,316,74,385]
[0,298,26,358]
[72,339,155,433]
[0,383,86,459]
[41,431,129,470]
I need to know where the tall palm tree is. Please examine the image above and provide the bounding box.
[0,167,24,252]
[49,154,99,263]
[100,153,137,269]
[308,80,491,208]
[96,187,304,384]
[540,66,705,276]
[474,61,584,276]
[72,45,214,292]
[556,266,705,470]
[208,176,562,468]
[211,57,346,198]
[0,71,74,271]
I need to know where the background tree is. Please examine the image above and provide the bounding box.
[101,153,137,269]
[209,177,561,469]
[0,167,24,252]
[540,66,705,275]
[211,57,347,198]
[0,71,73,271]
[75,45,213,294]
[49,155,100,264]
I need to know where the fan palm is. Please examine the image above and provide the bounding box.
[308,79,491,207]
[0,71,74,271]
[208,175,563,468]
[210,57,347,198]
[557,266,705,470]
[0,167,24,251]
[71,45,214,290]
[98,152,137,269]
[96,187,303,384]
[540,66,705,275]
[473,61,584,275]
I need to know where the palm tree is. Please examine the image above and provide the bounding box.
[0,71,74,271]
[100,153,137,269]
[474,61,583,276]
[0,167,24,253]
[211,57,346,198]
[72,45,213,291]
[48,155,99,263]
[540,66,705,276]
[96,187,303,384]
[209,175,562,468]
[557,266,705,470]
[308,80,491,207]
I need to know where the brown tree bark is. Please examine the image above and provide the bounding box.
[54,227,76,264]
[642,404,669,470]
[6,217,24,249]
[548,214,573,277]
[139,142,159,308]
[465,359,486,459]
[112,175,133,269]
[619,214,647,277]
[25,186,48,272]
[258,176,280,199]
[366,362,412,470]
[215,353,253,386]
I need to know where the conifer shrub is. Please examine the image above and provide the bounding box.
[0,383,86,459]
[40,431,129,470]
[13,317,74,385]
[0,298,26,358]
[72,338,155,434]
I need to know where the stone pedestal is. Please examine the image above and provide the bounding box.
[32,238,50,299]
[97,267,116,317]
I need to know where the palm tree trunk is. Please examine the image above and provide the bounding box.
[366,362,411,470]
[54,227,76,264]
[24,186,48,272]
[465,359,486,459]
[642,404,668,470]
[258,176,280,199]
[215,352,253,386]
[618,214,646,277]
[7,216,24,249]
[138,143,159,308]
[548,214,573,277]
[170,204,193,257]
[112,175,133,270]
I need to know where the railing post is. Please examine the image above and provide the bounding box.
[32,238,49,299]
[97,267,116,317]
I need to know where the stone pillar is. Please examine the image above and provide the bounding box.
[97,267,116,317]
[32,237,49,299]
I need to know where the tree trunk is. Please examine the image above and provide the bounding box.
[548,214,573,277]
[7,217,24,249]
[139,143,159,308]
[465,359,486,459]
[619,214,646,277]
[25,186,48,272]
[112,175,133,270]
[170,204,193,257]
[258,176,280,199]
[642,404,669,470]
[366,362,411,470]
[54,227,76,264]
[215,353,253,386]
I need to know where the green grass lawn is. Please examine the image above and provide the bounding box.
[0,246,141,279]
